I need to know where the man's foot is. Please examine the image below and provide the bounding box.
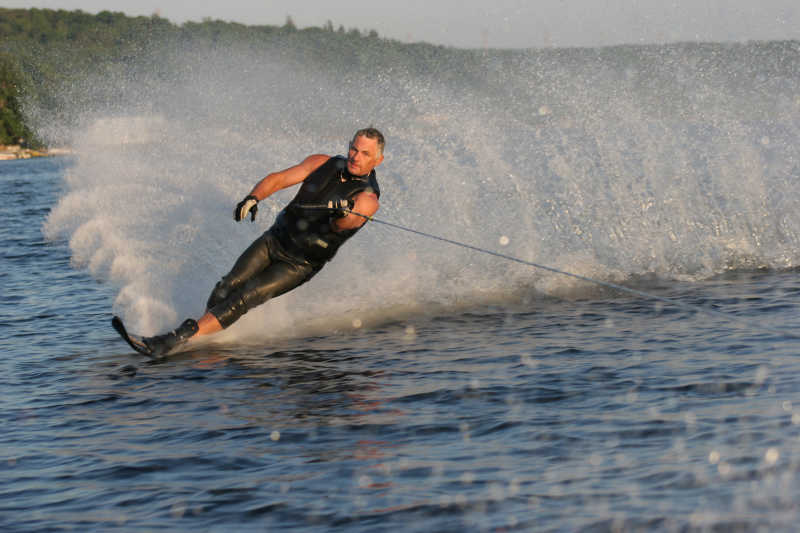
[143,318,199,356]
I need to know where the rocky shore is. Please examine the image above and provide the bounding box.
[0,145,71,160]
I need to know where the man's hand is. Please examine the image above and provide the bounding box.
[234,195,259,222]
[327,198,353,218]
[330,191,379,231]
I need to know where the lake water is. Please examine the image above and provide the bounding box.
[3,157,800,532]
[5,38,800,531]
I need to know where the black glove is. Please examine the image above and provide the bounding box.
[234,195,258,222]
[327,198,353,218]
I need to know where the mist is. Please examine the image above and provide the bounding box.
[42,37,800,340]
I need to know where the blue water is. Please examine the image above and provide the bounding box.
[3,157,800,531]
[6,37,800,531]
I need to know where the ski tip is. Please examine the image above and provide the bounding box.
[111,315,155,358]
[111,315,125,334]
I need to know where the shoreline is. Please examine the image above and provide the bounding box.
[0,146,72,161]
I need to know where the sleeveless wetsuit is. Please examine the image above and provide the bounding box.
[207,156,380,328]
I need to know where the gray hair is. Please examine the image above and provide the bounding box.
[352,127,385,155]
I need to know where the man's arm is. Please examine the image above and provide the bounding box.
[332,191,379,231]
[250,154,330,201]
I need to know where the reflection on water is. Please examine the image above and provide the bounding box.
[5,269,800,530]
[6,272,780,531]
[5,36,800,527]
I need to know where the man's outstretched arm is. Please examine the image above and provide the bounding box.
[250,154,330,201]
[234,154,330,222]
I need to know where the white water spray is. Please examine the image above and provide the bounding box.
[42,40,800,338]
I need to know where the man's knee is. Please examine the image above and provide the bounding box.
[208,283,275,329]
[206,277,233,311]
[206,260,317,330]
[207,235,272,311]
[209,292,249,329]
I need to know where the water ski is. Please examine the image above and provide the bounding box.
[112,316,199,357]
[112,316,157,357]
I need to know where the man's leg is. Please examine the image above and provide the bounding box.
[141,235,316,354]
[206,233,272,311]
[196,311,224,336]
[194,257,316,337]
[208,259,317,329]
[141,234,274,354]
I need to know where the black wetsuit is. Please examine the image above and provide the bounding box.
[206,156,380,328]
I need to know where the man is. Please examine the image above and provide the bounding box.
[123,127,384,356]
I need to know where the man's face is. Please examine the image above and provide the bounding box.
[347,135,384,176]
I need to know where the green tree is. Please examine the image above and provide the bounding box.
[0,53,34,146]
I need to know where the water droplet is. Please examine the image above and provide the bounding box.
[765,448,780,465]
[488,482,505,501]
[171,502,186,519]
[755,365,769,384]
[455,494,468,507]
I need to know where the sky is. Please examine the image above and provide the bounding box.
[3,0,800,49]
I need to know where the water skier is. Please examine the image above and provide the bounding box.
[114,127,384,356]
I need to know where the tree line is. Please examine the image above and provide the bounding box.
[6,7,792,150]
[0,7,427,147]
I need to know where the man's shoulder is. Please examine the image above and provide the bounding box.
[301,153,333,172]
[367,172,380,198]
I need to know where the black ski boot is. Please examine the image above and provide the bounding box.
[143,318,199,356]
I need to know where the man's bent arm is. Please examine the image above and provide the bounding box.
[332,191,379,231]
[250,154,330,201]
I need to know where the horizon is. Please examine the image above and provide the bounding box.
[2,0,800,49]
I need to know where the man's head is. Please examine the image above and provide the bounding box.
[347,127,385,176]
